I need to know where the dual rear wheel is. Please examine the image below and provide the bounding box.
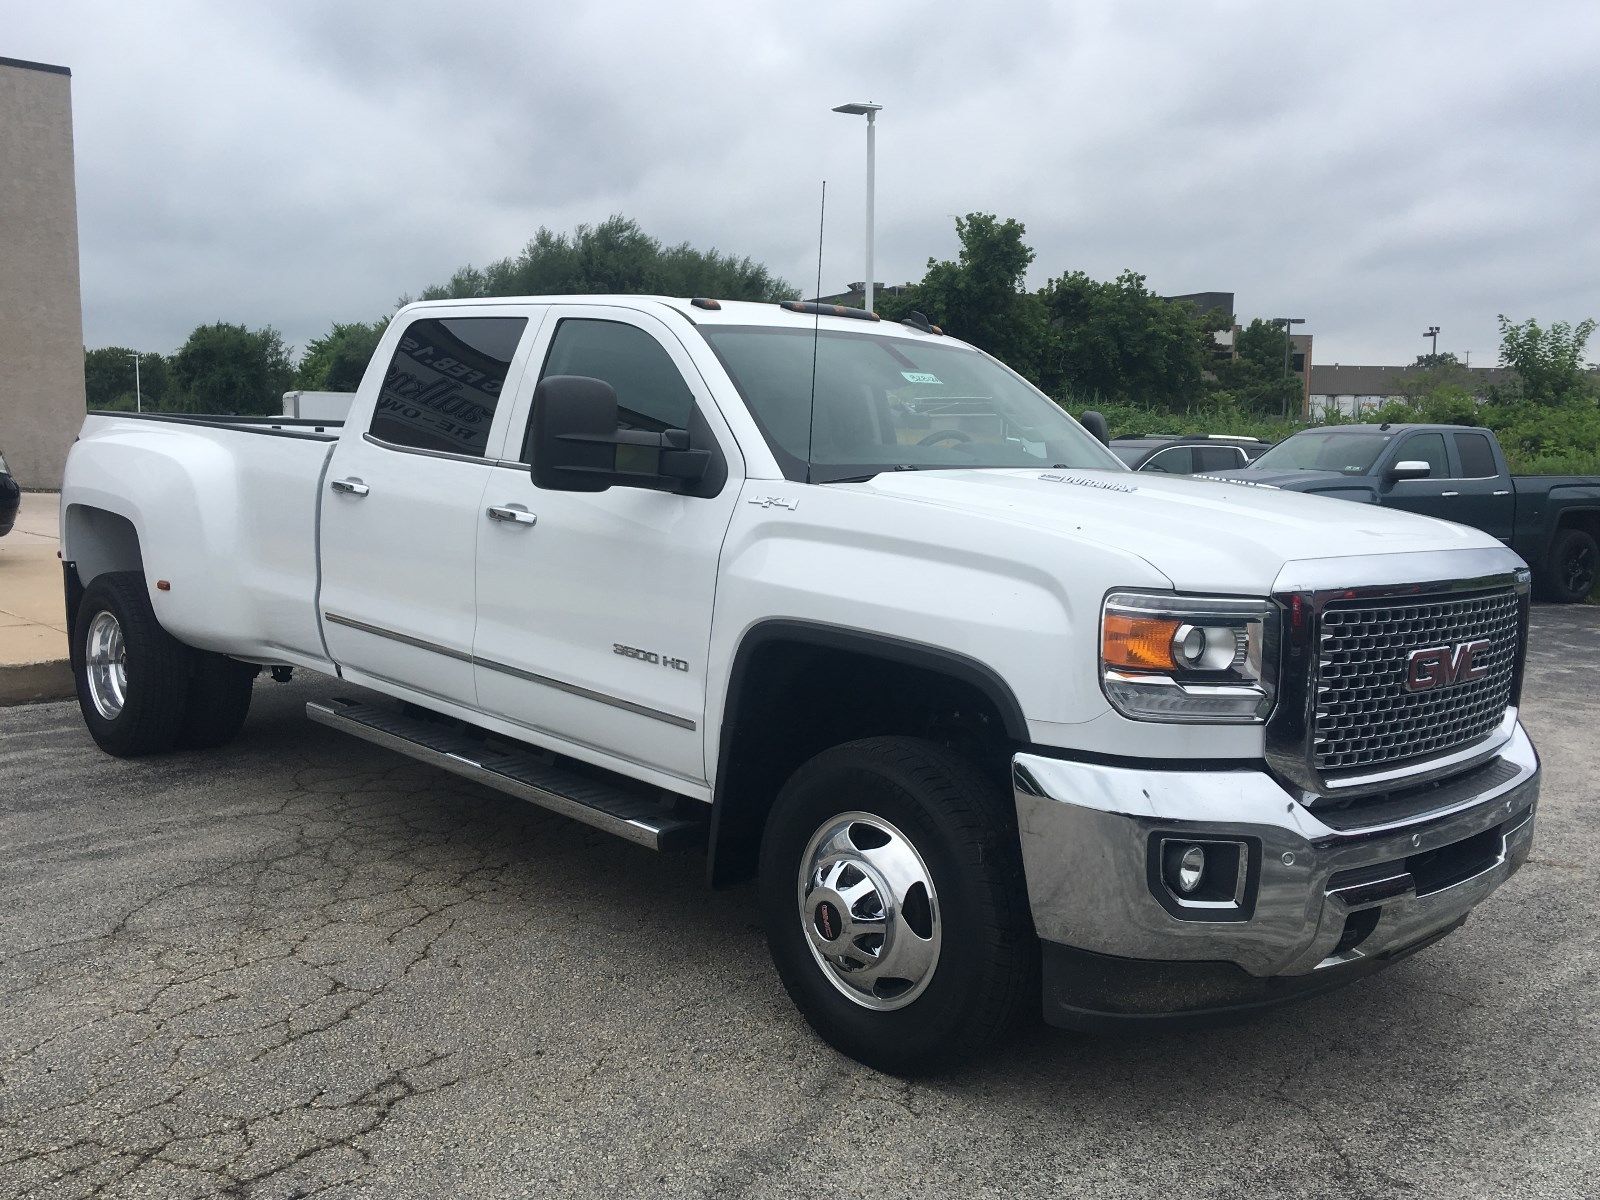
[73,571,257,757]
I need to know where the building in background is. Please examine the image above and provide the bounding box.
[1309,364,1516,417]
[0,56,85,490]
[1166,291,1314,415]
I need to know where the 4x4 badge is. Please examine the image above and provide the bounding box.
[748,495,800,510]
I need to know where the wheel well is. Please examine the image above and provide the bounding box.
[707,625,1026,887]
[64,505,144,588]
[1555,509,1600,544]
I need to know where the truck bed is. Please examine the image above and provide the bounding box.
[65,412,341,669]
[87,410,344,439]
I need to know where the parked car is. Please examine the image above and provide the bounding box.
[60,298,1540,1073]
[0,449,20,537]
[1109,433,1269,473]
[1212,423,1600,602]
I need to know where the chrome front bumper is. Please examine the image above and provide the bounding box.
[1014,722,1538,1019]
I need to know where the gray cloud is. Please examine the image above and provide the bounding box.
[10,0,1600,367]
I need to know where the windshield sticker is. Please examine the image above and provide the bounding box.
[900,371,943,385]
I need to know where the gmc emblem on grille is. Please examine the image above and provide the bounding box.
[1405,639,1493,692]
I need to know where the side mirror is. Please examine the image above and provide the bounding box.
[1079,409,1110,446]
[530,375,709,493]
[1386,459,1431,483]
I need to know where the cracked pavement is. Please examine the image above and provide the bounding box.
[1,606,1597,1199]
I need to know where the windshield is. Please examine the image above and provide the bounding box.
[1110,445,1148,466]
[698,325,1122,482]
[1251,431,1392,475]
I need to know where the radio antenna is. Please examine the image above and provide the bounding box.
[805,179,825,483]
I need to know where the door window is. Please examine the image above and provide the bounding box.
[1398,432,1450,477]
[529,318,695,452]
[368,316,527,456]
[1454,432,1498,478]
[1192,445,1245,472]
[1142,446,1193,473]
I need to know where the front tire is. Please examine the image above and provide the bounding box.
[1540,528,1598,604]
[72,572,193,757]
[758,736,1036,1075]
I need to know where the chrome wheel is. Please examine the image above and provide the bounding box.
[797,811,942,1011]
[85,610,128,720]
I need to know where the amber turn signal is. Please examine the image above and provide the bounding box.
[1102,613,1180,671]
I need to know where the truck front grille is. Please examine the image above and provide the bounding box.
[1314,589,1520,773]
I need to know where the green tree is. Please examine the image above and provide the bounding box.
[84,347,170,411]
[169,323,295,415]
[910,213,1046,378]
[1495,315,1598,406]
[416,216,797,303]
[1210,318,1303,416]
[1037,268,1211,408]
[296,321,386,391]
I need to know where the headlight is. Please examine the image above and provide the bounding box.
[1101,592,1277,723]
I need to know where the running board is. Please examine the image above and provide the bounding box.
[306,698,707,851]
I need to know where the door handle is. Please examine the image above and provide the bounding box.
[486,505,537,526]
[330,478,370,497]
[1493,490,1511,496]
[1440,491,1460,497]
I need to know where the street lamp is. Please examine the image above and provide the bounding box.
[1275,318,1306,418]
[127,351,142,413]
[1423,325,1440,359]
[831,101,882,312]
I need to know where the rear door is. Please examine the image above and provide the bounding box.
[319,309,541,705]
[471,305,743,784]
[1447,430,1515,543]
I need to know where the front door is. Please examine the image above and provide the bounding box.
[472,306,742,785]
[1382,430,1460,524]
[319,311,535,706]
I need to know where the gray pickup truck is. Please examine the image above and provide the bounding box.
[1215,424,1600,602]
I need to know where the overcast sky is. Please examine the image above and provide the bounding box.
[10,0,1599,367]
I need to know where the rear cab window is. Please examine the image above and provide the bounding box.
[369,316,528,456]
[1454,432,1499,478]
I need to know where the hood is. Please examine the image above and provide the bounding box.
[835,468,1501,595]
[1202,467,1374,494]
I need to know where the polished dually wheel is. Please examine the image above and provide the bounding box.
[84,610,128,720]
[798,812,942,1010]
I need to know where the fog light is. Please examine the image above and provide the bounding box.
[1152,836,1254,918]
[1176,845,1205,893]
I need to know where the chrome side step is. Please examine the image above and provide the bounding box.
[306,698,706,851]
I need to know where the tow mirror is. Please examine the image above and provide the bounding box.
[1080,409,1110,446]
[530,375,709,493]
[1386,459,1431,483]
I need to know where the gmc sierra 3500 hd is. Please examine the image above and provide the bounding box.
[61,296,1540,1073]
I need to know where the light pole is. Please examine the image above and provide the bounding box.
[832,101,882,312]
[128,351,142,413]
[1423,325,1440,359]
[1275,317,1306,418]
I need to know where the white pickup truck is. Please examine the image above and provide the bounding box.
[61,296,1540,1072]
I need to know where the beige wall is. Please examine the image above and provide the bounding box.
[0,58,85,490]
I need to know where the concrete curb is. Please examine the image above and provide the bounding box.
[0,659,74,707]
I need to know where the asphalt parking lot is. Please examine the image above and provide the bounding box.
[1,607,1597,1199]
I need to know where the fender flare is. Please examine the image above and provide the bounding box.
[706,618,1028,886]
